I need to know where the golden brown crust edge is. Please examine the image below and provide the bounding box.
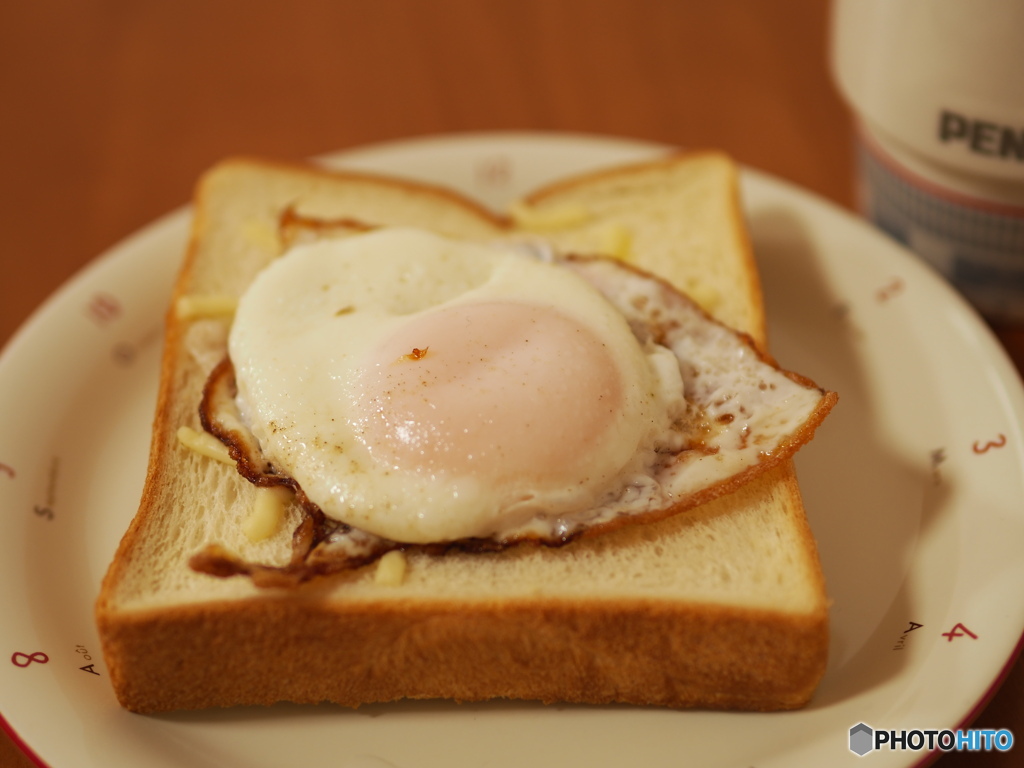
[101,590,828,714]
[211,155,511,230]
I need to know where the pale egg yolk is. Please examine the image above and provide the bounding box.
[353,301,623,488]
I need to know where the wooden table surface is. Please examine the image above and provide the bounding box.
[1,2,1020,766]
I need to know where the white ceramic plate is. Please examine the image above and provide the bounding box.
[2,132,1023,768]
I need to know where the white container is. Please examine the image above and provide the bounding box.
[830,0,1024,322]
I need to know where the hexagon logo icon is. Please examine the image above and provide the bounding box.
[850,723,874,756]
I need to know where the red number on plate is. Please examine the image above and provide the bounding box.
[942,623,978,642]
[86,293,122,326]
[876,278,905,302]
[973,434,1007,454]
[11,651,49,667]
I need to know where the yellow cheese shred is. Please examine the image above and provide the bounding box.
[597,223,633,261]
[685,281,722,314]
[175,294,238,321]
[176,426,234,465]
[241,218,281,253]
[374,549,408,587]
[508,200,591,232]
[243,486,292,543]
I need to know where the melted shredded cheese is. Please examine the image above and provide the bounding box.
[684,280,721,314]
[243,486,292,542]
[175,294,239,321]
[508,201,591,232]
[597,223,633,261]
[176,426,234,464]
[242,218,281,253]
[373,549,408,586]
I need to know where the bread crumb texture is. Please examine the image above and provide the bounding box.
[527,155,760,342]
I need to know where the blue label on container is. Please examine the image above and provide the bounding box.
[858,139,1024,322]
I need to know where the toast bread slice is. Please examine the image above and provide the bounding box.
[95,151,830,713]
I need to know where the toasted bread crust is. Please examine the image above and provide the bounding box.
[102,596,827,714]
[96,152,830,713]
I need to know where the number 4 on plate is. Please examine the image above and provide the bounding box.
[942,623,978,642]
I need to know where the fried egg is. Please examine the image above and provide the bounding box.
[221,226,835,553]
[228,228,686,544]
